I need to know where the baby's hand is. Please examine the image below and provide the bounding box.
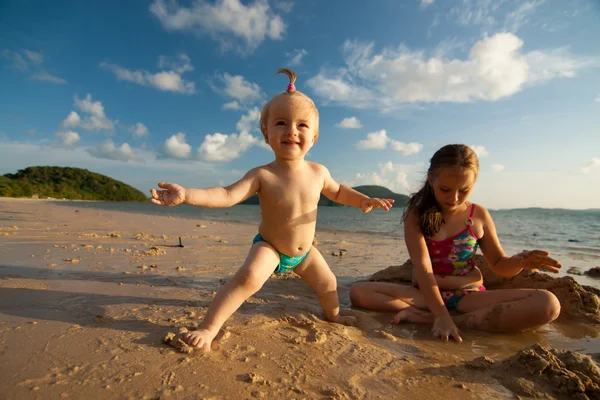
[513,250,562,273]
[150,182,186,206]
[360,197,394,213]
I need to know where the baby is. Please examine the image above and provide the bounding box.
[151,69,394,350]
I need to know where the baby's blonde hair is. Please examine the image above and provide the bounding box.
[259,68,320,142]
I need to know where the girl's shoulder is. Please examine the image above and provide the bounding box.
[471,203,491,220]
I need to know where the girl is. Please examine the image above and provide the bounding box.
[350,144,562,343]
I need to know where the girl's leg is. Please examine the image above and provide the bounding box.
[293,246,356,325]
[349,281,427,311]
[349,281,431,324]
[454,289,561,332]
[184,241,280,351]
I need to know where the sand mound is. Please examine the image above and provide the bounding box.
[465,344,600,400]
[368,255,600,323]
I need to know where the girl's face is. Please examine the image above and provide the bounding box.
[430,167,477,212]
[263,96,318,161]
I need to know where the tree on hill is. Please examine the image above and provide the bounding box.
[1,166,148,202]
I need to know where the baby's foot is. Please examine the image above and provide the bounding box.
[335,315,358,326]
[391,309,431,325]
[183,329,217,351]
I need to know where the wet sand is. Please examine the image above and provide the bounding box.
[1,198,599,399]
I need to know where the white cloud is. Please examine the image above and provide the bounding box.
[274,1,294,13]
[1,49,66,84]
[88,139,138,162]
[390,141,423,155]
[421,0,435,7]
[101,55,196,94]
[56,131,80,147]
[581,157,600,174]
[163,132,192,159]
[350,162,417,194]
[149,0,286,54]
[23,50,43,64]
[197,131,259,162]
[223,101,241,110]
[32,72,67,84]
[61,111,81,129]
[236,108,261,133]
[213,73,263,104]
[449,0,546,32]
[157,54,194,74]
[307,33,595,109]
[356,130,389,150]
[491,163,505,172]
[286,49,308,66]
[595,95,600,103]
[73,94,116,131]
[356,130,423,155]
[470,145,489,157]
[2,49,28,71]
[129,122,149,138]
[336,117,362,129]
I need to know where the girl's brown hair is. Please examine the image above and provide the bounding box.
[259,68,320,141]
[404,144,479,237]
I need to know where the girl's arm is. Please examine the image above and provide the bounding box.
[151,168,260,208]
[321,166,393,211]
[478,206,561,277]
[404,212,449,317]
[405,212,461,342]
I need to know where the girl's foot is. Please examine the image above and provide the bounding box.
[391,309,433,324]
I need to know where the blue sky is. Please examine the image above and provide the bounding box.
[0,0,599,209]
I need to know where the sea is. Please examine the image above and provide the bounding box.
[55,201,600,286]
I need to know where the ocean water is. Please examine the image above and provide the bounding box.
[54,201,600,273]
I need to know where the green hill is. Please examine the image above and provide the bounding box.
[241,185,409,207]
[0,166,147,202]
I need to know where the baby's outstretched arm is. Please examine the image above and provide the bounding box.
[150,169,260,208]
[320,166,394,212]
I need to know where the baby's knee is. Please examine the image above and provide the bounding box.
[534,290,561,323]
[235,270,268,292]
[314,271,337,295]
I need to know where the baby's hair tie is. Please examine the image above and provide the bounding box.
[275,68,297,93]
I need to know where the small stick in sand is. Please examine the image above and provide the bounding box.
[178,237,184,248]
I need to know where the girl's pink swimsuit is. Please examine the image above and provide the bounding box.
[424,203,486,309]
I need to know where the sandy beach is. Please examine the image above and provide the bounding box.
[1,198,599,400]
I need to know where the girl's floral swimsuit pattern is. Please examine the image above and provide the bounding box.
[425,203,486,309]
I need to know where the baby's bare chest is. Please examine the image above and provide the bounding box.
[259,176,323,207]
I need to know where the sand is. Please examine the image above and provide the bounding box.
[1,198,599,400]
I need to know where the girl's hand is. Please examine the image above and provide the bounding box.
[150,182,186,206]
[512,250,562,273]
[360,197,394,213]
[432,315,462,343]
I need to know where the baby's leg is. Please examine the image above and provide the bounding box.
[294,246,356,326]
[184,241,279,351]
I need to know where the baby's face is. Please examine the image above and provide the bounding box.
[263,96,318,160]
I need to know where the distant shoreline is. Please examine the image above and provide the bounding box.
[1,197,597,212]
